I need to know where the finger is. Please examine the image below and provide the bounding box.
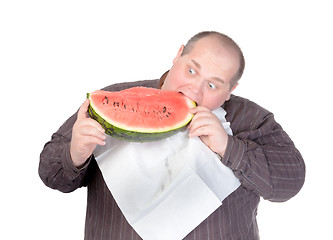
[189,125,211,138]
[189,107,215,125]
[77,99,90,120]
[189,122,222,136]
[82,135,106,146]
[190,105,211,114]
[83,118,105,133]
[77,123,106,139]
[189,113,223,136]
[189,112,216,129]
[191,111,214,122]
[189,121,210,135]
[76,100,105,134]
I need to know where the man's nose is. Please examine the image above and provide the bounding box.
[188,81,203,103]
[192,79,204,94]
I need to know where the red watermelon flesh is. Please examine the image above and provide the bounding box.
[87,87,196,141]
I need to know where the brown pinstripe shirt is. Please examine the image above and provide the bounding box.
[39,78,305,239]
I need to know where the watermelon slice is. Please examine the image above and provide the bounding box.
[87,87,196,142]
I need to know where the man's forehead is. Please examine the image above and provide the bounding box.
[189,59,226,84]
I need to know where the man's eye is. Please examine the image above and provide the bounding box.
[208,82,217,89]
[188,68,196,75]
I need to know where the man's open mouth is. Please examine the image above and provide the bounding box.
[178,91,197,106]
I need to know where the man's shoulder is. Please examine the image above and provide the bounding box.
[102,79,160,91]
[226,94,258,105]
[223,94,271,123]
[225,94,269,112]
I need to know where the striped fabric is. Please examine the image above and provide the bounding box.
[39,79,305,239]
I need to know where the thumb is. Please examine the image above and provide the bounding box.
[77,98,90,120]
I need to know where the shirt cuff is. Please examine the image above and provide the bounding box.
[62,142,91,178]
[221,135,247,170]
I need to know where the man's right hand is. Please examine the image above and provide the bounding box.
[70,99,106,167]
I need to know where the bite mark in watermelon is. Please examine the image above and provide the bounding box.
[87,87,196,142]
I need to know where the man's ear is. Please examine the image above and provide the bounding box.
[226,83,239,101]
[173,45,185,64]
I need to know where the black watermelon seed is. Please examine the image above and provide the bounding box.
[103,96,109,104]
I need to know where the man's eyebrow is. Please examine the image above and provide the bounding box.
[212,76,225,84]
[191,60,201,70]
[191,59,225,84]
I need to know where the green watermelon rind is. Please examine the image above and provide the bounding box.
[86,93,194,142]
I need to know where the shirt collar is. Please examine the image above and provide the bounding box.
[158,70,169,89]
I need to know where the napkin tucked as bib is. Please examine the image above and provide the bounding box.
[93,107,240,240]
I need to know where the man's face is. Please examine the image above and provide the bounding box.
[161,36,239,110]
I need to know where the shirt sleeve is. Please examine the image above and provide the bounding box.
[38,79,161,193]
[222,96,305,202]
[38,112,91,193]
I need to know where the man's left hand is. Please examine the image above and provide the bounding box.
[188,106,228,158]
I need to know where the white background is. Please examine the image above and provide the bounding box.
[1,1,332,239]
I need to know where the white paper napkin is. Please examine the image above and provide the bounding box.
[93,108,240,240]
